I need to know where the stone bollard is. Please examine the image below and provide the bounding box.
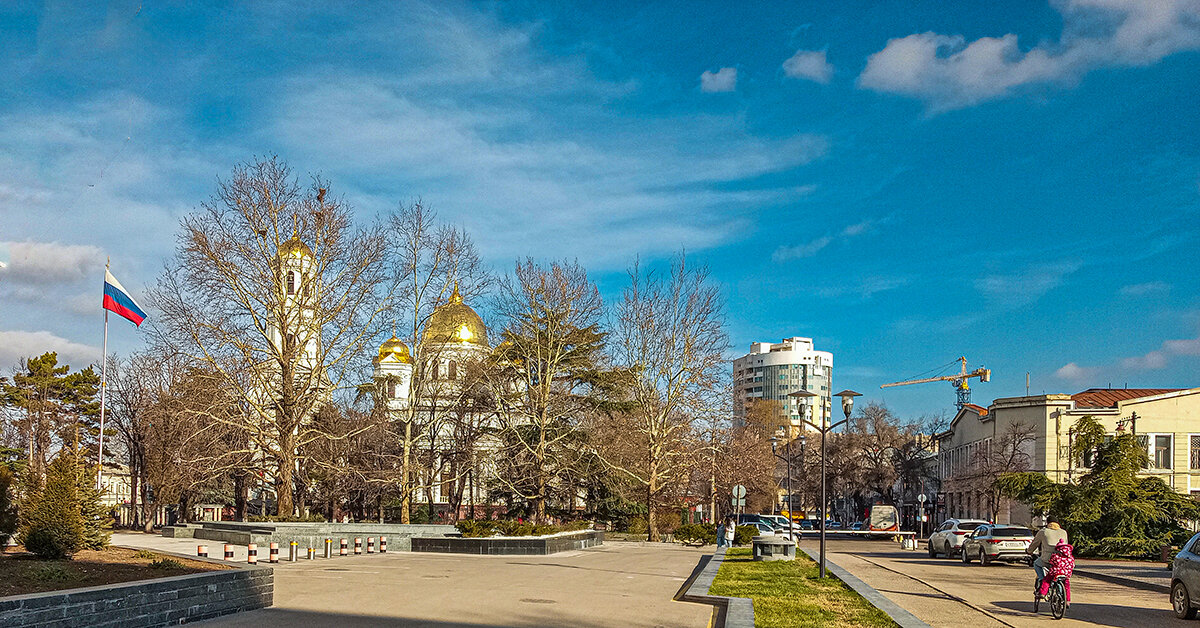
[289,541,298,562]
[197,545,208,558]
[367,537,375,553]
[324,538,332,558]
[307,546,316,560]
[340,538,348,556]
[247,543,258,564]
[269,542,279,563]
[380,536,387,553]
[354,538,362,554]
[224,544,234,561]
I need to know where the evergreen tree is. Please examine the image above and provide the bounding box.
[20,453,86,559]
[0,466,17,546]
[998,415,1200,558]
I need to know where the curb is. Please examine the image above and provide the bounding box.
[675,547,754,628]
[1072,568,1170,594]
[799,547,931,628]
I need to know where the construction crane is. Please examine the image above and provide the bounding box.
[881,357,991,410]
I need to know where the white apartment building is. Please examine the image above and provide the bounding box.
[732,337,833,438]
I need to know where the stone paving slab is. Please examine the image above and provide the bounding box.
[1073,558,1172,593]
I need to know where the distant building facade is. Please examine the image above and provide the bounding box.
[935,387,1200,524]
[732,337,833,439]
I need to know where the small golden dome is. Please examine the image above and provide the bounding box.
[278,236,314,259]
[423,284,488,347]
[376,335,413,364]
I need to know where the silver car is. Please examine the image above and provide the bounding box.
[960,524,1035,565]
[1172,531,1200,618]
[927,518,989,558]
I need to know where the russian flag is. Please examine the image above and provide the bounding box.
[103,269,147,327]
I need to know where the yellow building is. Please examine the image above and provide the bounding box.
[936,387,1200,524]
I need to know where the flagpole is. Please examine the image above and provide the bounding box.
[97,266,110,491]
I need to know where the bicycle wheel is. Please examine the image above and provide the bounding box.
[1050,581,1066,619]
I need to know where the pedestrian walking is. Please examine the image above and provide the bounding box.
[722,516,737,547]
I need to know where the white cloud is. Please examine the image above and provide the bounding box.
[783,50,833,83]
[858,0,1200,110]
[0,330,101,370]
[974,261,1081,306]
[772,217,884,263]
[1059,331,1200,380]
[700,67,738,92]
[1055,362,1099,383]
[0,240,105,284]
[1119,281,1171,296]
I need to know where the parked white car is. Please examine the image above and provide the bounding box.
[927,518,989,558]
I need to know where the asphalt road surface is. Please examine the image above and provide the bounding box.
[807,536,1184,627]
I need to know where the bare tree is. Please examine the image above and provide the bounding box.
[150,157,392,516]
[604,256,728,541]
[485,259,606,525]
[946,421,1036,522]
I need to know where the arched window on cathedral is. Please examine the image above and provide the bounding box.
[286,271,296,296]
[388,381,397,398]
[447,360,457,380]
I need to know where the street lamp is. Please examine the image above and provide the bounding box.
[769,436,794,522]
[795,388,860,579]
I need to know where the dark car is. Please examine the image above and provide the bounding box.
[960,524,1035,565]
[799,520,815,530]
[1172,531,1200,618]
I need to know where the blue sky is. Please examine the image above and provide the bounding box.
[0,1,1197,419]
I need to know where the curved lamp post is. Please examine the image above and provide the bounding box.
[768,436,794,521]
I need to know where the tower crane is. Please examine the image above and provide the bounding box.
[881,357,991,410]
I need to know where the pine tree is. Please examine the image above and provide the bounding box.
[0,467,17,546]
[20,453,86,559]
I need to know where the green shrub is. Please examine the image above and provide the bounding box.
[134,549,157,559]
[0,467,17,547]
[733,525,758,546]
[20,455,86,559]
[29,564,79,583]
[625,518,648,535]
[149,558,185,570]
[456,519,499,538]
[248,514,326,523]
[674,523,717,545]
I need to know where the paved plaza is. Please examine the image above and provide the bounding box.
[808,537,1180,627]
[113,534,713,628]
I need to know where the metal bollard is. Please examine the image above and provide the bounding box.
[367,537,375,553]
[269,542,279,563]
[340,538,348,556]
[354,537,362,554]
[324,538,332,558]
[224,544,234,561]
[197,545,208,558]
[247,543,258,564]
[380,536,387,553]
[289,540,298,562]
[307,546,315,560]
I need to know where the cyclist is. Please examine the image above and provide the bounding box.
[1026,516,1068,593]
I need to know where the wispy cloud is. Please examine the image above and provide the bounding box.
[0,241,105,284]
[974,261,1081,306]
[700,67,738,92]
[1056,330,1200,382]
[782,50,833,84]
[772,218,882,262]
[858,0,1200,110]
[1119,281,1171,296]
[1055,362,1100,383]
[817,276,910,300]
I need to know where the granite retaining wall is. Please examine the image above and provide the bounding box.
[411,530,603,555]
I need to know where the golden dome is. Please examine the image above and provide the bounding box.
[278,236,314,259]
[376,335,413,364]
[423,285,488,347]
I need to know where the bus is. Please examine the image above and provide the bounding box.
[868,505,899,532]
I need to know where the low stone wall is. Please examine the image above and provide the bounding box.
[412,530,603,555]
[0,562,272,628]
[164,521,456,551]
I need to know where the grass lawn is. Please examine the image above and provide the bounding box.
[708,548,898,628]
[0,546,230,597]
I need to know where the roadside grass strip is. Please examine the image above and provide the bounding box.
[708,548,897,628]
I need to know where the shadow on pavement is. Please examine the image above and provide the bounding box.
[990,601,1185,627]
[198,607,655,628]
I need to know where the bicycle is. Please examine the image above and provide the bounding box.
[1033,573,1069,620]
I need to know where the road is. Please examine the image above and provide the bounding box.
[807,536,1182,627]
[114,534,713,628]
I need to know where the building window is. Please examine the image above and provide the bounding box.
[448,360,457,380]
[1149,434,1173,470]
[388,382,397,398]
[287,271,296,295]
[1191,435,1200,470]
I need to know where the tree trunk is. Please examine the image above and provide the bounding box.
[647,459,660,542]
[129,458,140,530]
[234,472,248,521]
[534,469,547,525]
[276,450,295,517]
[400,420,412,523]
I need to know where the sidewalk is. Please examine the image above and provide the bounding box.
[1073,558,1171,593]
